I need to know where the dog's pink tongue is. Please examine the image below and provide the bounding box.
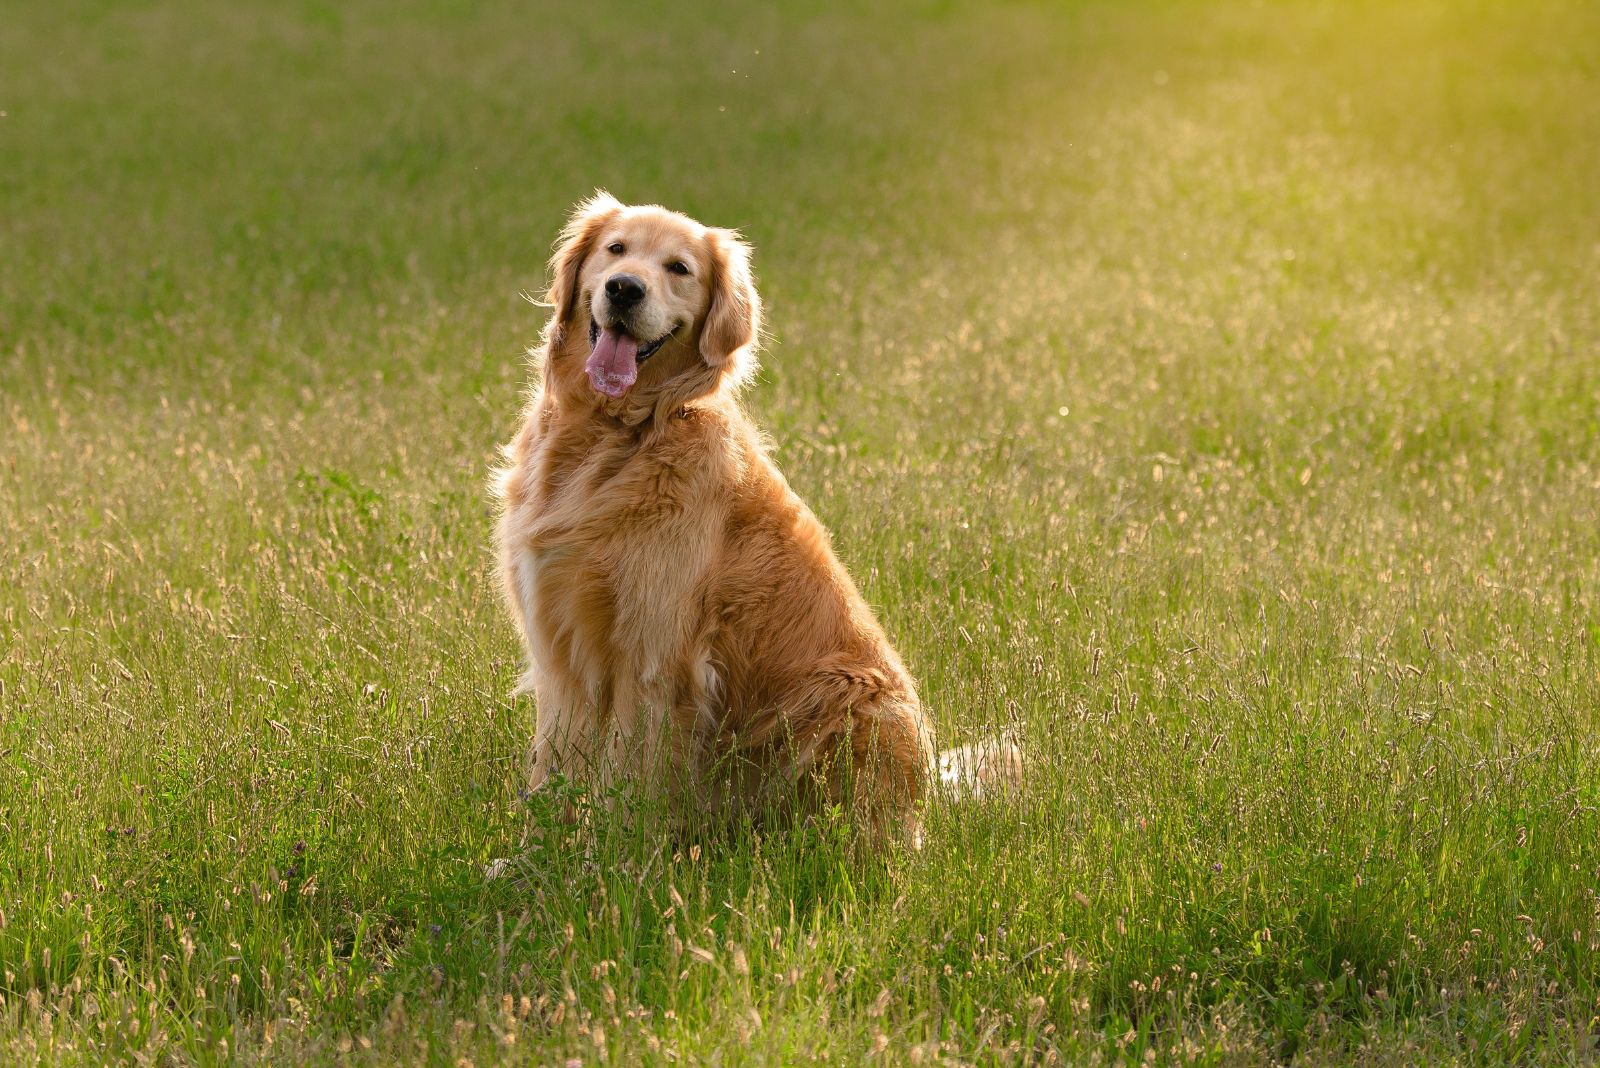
[585,328,638,397]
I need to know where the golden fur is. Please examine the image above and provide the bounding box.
[495,193,997,845]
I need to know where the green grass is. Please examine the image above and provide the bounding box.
[4,0,1600,1062]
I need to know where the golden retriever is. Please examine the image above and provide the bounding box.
[494,193,1016,848]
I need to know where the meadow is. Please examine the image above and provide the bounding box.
[3,0,1600,1062]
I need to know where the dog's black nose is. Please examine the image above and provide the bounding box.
[605,274,646,307]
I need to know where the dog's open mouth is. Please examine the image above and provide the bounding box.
[586,320,673,398]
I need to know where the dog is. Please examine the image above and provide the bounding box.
[493,193,1017,849]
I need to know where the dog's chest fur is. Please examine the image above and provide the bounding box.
[504,399,732,705]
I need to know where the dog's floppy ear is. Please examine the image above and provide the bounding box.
[700,228,762,373]
[546,191,622,343]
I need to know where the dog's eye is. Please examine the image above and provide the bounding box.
[607,242,625,255]
[666,261,690,276]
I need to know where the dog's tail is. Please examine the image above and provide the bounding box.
[935,733,1024,799]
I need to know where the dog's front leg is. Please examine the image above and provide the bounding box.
[524,675,604,825]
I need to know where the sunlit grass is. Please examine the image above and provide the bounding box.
[3,0,1599,1062]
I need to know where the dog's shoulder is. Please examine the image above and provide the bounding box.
[643,397,765,480]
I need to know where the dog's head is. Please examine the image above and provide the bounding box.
[543,192,761,415]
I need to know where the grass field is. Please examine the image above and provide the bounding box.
[4,0,1600,1062]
